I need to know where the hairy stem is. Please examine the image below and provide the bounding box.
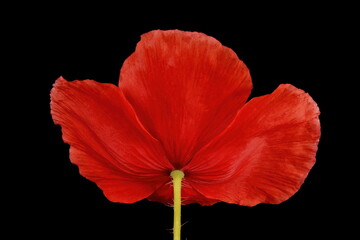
[170,170,185,240]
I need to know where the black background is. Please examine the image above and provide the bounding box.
[14,4,353,239]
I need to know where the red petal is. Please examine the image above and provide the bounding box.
[50,77,173,203]
[185,84,320,206]
[147,178,219,206]
[119,30,252,168]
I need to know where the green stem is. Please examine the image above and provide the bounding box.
[170,170,185,240]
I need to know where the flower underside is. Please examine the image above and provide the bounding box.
[50,29,320,208]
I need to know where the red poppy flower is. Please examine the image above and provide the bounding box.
[50,30,320,207]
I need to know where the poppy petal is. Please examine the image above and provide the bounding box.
[185,84,320,206]
[119,30,252,168]
[147,179,219,206]
[50,77,173,203]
